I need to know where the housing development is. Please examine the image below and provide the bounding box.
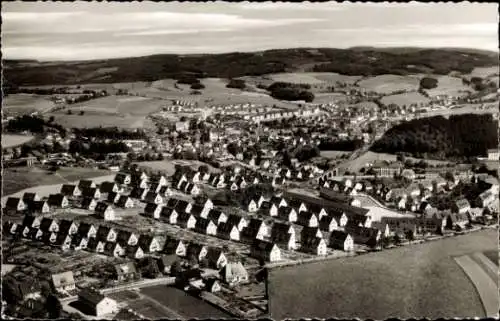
[1,2,499,320]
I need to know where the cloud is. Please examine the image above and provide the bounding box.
[3,44,228,61]
[115,28,233,37]
[238,2,345,11]
[3,10,324,36]
[2,11,84,21]
[2,2,497,60]
[316,23,498,37]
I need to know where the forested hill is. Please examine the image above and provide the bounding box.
[370,114,498,160]
[3,47,498,86]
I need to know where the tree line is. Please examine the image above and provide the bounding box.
[74,127,146,139]
[6,115,66,135]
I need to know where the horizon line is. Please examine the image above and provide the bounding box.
[3,46,499,64]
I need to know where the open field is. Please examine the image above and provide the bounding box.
[1,264,17,276]
[313,92,349,104]
[48,113,155,129]
[1,134,34,149]
[268,73,330,85]
[269,229,497,319]
[381,91,430,106]
[469,66,499,78]
[351,101,379,110]
[3,94,56,117]
[141,285,232,319]
[248,72,362,87]
[1,167,113,202]
[425,75,472,98]
[357,75,421,94]
[312,72,363,85]
[61,95,166,116]
[116,77,298,108]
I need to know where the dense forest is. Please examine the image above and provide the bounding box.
[312,48,497,76]
[4,47,497,86]
[371,114,498,160]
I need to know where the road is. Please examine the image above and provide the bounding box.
[455,254,499,317]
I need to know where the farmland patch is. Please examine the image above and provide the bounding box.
[1,134,34,149]
[61,95,165,116]
[3,94,56,117]
[469,66,499,78]
[381,92,430,106]
[357,75,420,94]
[424,75,472,98]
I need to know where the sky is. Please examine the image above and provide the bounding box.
[2,1,498,61]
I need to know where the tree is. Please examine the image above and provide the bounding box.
[404,230,415,244]
[189,118,198,130]
[190,83,205,90]
[2,277,22,304]
[67,109,73,115]
[45,294,62,319]
[170,260,182,276]
[227,142,241,156]
[226,79,246,89]
[419,77,438,90]
[393,234,402,246]
[79,110,85,115]
[380,236,391,249]
[444,171,455,182]
[127,152,137,161]
[188,254,199,268]
[48,116,55,123]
